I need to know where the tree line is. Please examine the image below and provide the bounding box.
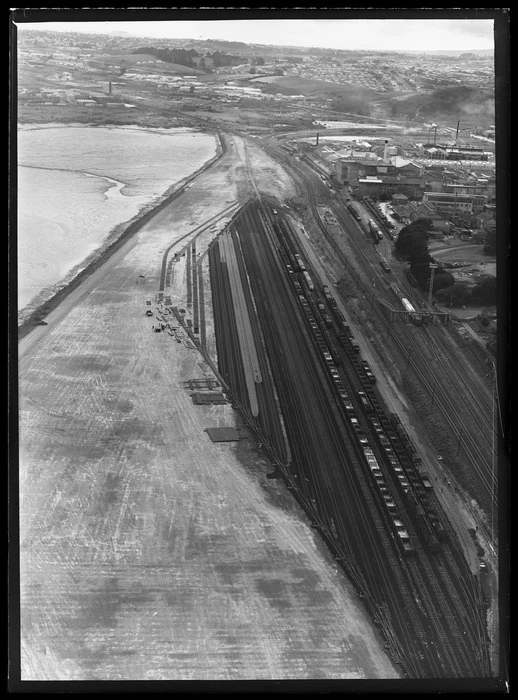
[131,46,243,69]
[394,219,496,306]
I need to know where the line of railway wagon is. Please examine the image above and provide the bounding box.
[323,286,448,554]
[275,231,447,556]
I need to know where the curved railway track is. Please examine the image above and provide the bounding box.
[269,150,498,522]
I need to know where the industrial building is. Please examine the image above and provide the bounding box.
[422,191,488,217]
[391,200,452,234]
[420,144,489,161]
[334,140,426,198]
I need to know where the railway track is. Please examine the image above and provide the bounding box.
[421,322,496,431]
[215,141,494,677]
[207,191,492,677]
[328,205,498,505]
[270,201,493,674]
[274,154,497,520]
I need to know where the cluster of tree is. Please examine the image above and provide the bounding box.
[434,276,496,307]
[280,56,305,64]
[196,39,248,52]
[206,50,242,67]
[395,218,497,307]
[131,46,245,70]
[394,219,454,291]
[131,46,200,67]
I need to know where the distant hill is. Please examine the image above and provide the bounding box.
[393,48,494,57]
[248,75,380,116]
[250,75,379,100]
[382,85,495,124]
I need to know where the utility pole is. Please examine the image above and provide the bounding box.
[428,263,438,307]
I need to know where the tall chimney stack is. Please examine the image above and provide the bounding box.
[383,140,389,161]
[109,81,112,95]
[316,132,319,146]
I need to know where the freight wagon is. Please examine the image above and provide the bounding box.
[302,270,315,291]
[357,390,376,414]
[322,285,338,308]
[368,219,383,242]
[347,203,362,221]
[294,253,306,272]
[361,360,376,384]
[379,257,391,273]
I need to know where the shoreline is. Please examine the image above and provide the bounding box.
[17,130,226,340]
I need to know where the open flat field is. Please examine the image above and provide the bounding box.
[18,132,399,681]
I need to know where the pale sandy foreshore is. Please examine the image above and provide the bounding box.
[17,130,401,681]
[18,131,225,339]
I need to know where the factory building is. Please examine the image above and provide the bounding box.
[420,144,489,161]
[391,200,452,234]
[334,139,425,197]
[422,191,488,217]
[336,159,425,198]
[443,182,491,197]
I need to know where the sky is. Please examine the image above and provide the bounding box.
[14,15,497,53]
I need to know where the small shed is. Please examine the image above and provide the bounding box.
[205,427,241,442]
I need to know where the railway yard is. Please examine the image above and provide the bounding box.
[17,128,502,682]
[207,197,494,678]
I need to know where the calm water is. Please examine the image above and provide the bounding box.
[17,125,217,311]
